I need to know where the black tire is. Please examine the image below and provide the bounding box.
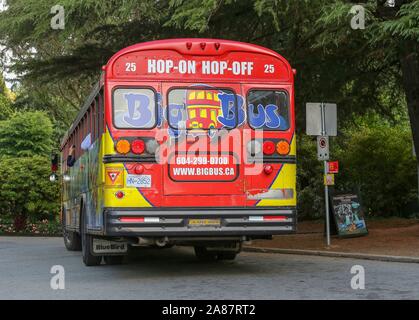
[63,229,82,251]
[103,255,124,265]
[81,205,102,267]
[194,246,218,261]
[217,252,237,260]
[62,210,81,251]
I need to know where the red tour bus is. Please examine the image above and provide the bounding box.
[58,38,296,266]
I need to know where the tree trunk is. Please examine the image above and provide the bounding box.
[400,42,419,161]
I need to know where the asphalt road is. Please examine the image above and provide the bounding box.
[0,236,418,300]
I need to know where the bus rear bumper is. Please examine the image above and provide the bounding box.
[104,207,296,237]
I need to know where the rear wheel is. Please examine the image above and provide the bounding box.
[81,205,102,267]
[62,210,81,251]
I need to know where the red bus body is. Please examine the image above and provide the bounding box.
[60,39,297,264]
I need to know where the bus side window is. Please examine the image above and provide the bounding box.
[91,101,96,142]
[97,89,104,136]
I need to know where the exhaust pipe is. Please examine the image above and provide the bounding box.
[155,237,169,247]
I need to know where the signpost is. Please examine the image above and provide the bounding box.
[413,141,419,205]
[307,102,337,246]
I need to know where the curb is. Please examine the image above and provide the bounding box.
[243,246,419,264]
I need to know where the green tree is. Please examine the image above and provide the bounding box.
[0,111,53,157]
[0,156,59,230]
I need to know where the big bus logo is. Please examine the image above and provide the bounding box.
[185,89,222,130]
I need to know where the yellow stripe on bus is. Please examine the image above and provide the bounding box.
[256,163,296,207]
[102,129,152,208]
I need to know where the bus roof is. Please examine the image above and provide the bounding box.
[105,38,293,82]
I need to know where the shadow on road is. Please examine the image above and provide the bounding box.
[96,246,275,279]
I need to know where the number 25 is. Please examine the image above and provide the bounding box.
[264,64,274,73]
[125,62,136,72]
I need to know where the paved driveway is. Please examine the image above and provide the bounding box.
[0,237,418,299]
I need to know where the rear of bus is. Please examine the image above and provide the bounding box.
[101,39,296,258]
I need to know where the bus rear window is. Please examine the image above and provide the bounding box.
[168,88,237,130]
[247,90,289,130]
[113,88,156,129]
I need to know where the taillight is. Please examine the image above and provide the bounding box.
[131,139,145,154]
[263,140,275,155]
[276,140,290,155]
[115,139,130,154]
[115,191,125,199]
[264,165,273,175]
[134,164,144,174]
[120,217,144,223]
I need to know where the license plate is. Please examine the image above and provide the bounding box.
[126,174,151,188]
[92,239,128,254]
[188,219,221,227]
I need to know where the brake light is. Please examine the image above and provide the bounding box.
[131,139,145,154]
[116,139,130,154]
[263,140,275,155]
[276,140,290,155]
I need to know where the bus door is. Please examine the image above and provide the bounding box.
[161,82,244,199]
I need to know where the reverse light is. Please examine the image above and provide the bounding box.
[263,140,275,155]
[276,140,290,155]
[146,139,159,154]
[116,139,130,154]
[131,139,145,154]
[247,140,262,156]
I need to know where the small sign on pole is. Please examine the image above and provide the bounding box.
[328,161,339,174]
[317,136,329,160]
[324,173,335,186]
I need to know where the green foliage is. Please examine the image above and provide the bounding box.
[0,111,53,157]
[0,95,13,120]
[297,118,417,219]
[335,121,417,216]
[0,156,60,221]
[297,135,324,220]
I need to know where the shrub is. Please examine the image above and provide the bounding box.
[335,123,417,217]
[296,135,325,220]
[296,121,417,219]
[0,156,60,230]
[0,111,54,157]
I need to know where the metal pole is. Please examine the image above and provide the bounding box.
[324,160,331,247]
[321,103,331,247]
